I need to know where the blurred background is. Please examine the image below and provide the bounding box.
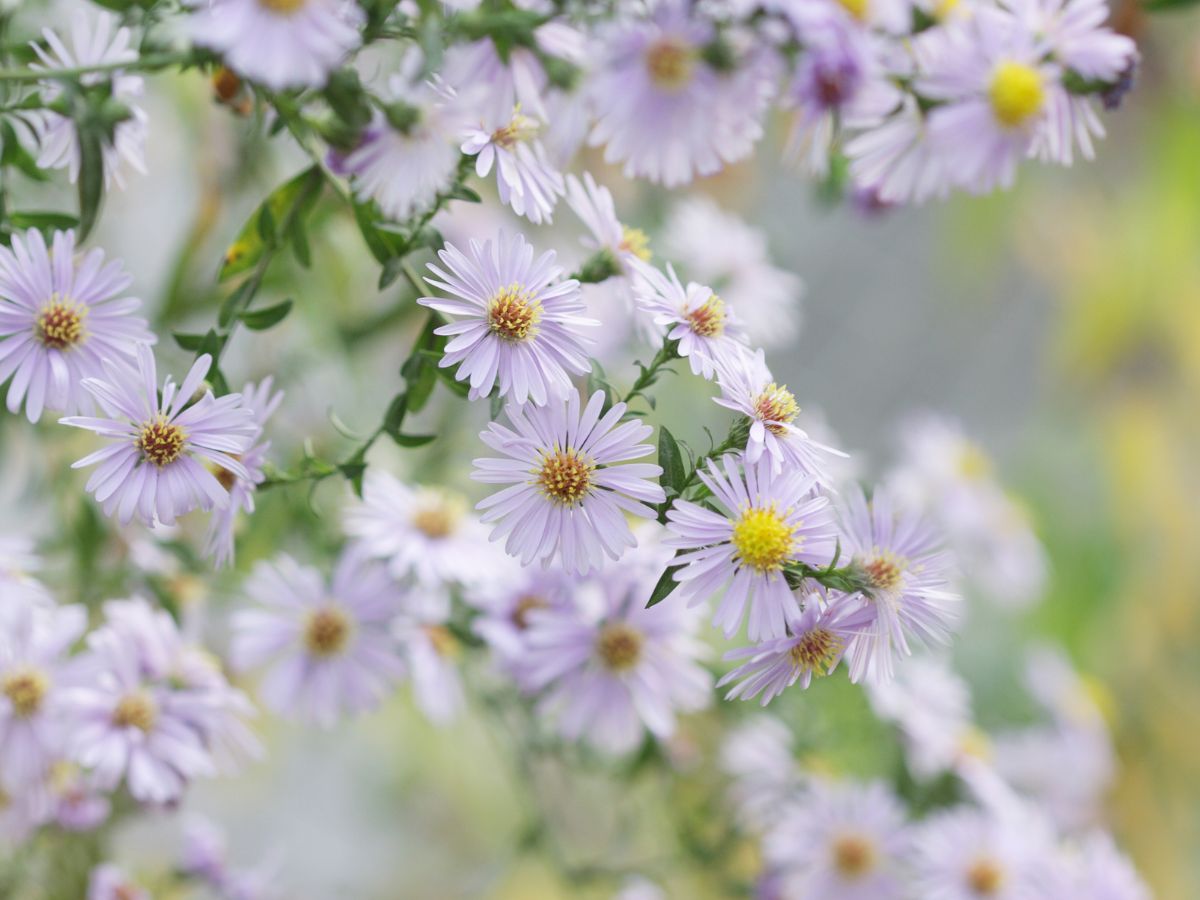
[2,0,1199,896]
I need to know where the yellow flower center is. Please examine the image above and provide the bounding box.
[36,298,87,350]
[789,627,843,674]
[596,623,644,671]
[686,294,726,338]
[933,0,960,17]
[957,442,992,480]
[837,0,870,20]
[988,62,1045,128]
[511,594,547,629]
[966,857,1007,895]
[862,551,906,592]
[731,505,795,572]
[487,283,542,342]
[258,0,308,13]
[958,726,993,761]
[2,667,49,718]
[304,606,351,658]
[490,111,539,149]
[424,625,460,659]
[831,833,878,878]
[411,491,465,539]
[112,691,157,733]
[645,38,696,91]
[136,417,187,467]
[619,227,652,262]
[753,384,800,434]
[536,448,594,506]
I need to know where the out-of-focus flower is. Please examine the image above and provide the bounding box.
[719,715,803,832]
[462,108,565,224]
[1034,832,1150,900]
[839,486,959,683]
[472,390,665,575]
[764,780,910,900]
[911,806,1050,900]
[231,549,405,728]
[393,611,465,727]
[846,96,951,206]
[666,455,838,640]
[0,229,152,423]
[29,12,147,187]
[188,0,364,91]
[181,815,283,900]
[420,231,595,404]
[88,863,148,900]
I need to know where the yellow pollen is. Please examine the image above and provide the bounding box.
[536,448,594,506]
[112,692,157,733]
[958,726,993,761]
[957,442,992,480]
[645,38,696,91]
[731,505,795,572]
[258,0,308,13]
[411,490,465,539]
[686,294,726,338]
[209,453,242,491]
[789,628,843,674]
[490,110,539,149]
[619,227,652,262]
[988,62,1045,128]
[754,384,800,434]
[304,606,351,658]
[862,551,906,592]
[511,594,547,629]
[836,0,870,20]
[487,283,542,342]
[966,858,1007,895]
[933,0,960,17]
[596,623,644,671]
[2,667,49,718]
[424,625,460,659]
[831,833,878,878]
[136,417,187,467]
[35,298,87,350]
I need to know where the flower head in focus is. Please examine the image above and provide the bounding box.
[462,107,565,224]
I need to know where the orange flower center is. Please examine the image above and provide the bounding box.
[36,299,86,350]
[596,623,644,671]
[537,448,594,506]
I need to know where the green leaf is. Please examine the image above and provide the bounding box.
[390,433,437,447]
[239,299,294,331]
[218,279,257,328]
[657,427,687,495]
[7,211,79,232]
[1,121,51,182]
[219,166,322,281]
[353,200,407,265]
[382,391,409,438]
[646,564,683,608]
[76,126,105,241]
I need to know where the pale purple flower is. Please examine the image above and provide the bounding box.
[565,172,652,276]
[393,614,465,727]
[188,0,364,91]
[719,595,875,704]
[714,348,844,483]
[665,455,839,641]
[29,12,147,187]
[764,780,910,900]
[521,555,711,754]
[462,109,565,224]
[839,486,960,683]
[231,549,405,727]
[343,470,496,589]
[48,762,111,832]
[1034,833,1150,900]
[472,390,666,576]
[0,229,153,423]
[61,345,257,526]
[630,259,750,380]
[205,377,283,568]
[442,36,553,126]
[88,864,149,900]
[846,96,952,206]
[719,715,803,833]
[181,816,282,900]
[587,1,773,186]
[419,231,595,404]
[911,806,1050,900]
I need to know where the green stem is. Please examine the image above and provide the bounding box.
[0,51,192,82]
[620,338,680,409]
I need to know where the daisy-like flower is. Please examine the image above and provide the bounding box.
[462,107,565,224]
[719,594,875,704]
[630,259,749,380]
[472,390,666,576]
[419,231,595,405]
[230,549,405,728]
[565,172,653,278]
[88,864,149,900]
[845,96,953,206]
[62,346,256,526]
[393,612,465,727]
[0,229,153,423]
[29,12,147,187]
[187,0,364,91]
[719,715,804,833]
[839,486,960,683]
[343,470,495,589]
[205,377,283,568]
[765,780,910,900]
[1035,832,1150,900]
[587,1,773,186]
[911,806,1049,900]
[522,556,711,755]
[665,455,838,641]
[715,348,844,483]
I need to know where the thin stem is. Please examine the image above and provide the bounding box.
[0,52,192,83]
[620,338,680,409]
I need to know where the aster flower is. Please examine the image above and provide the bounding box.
[419,231,595,405]
[845,96,952,206]
[1035,833,1150,900]
[587,1,773,186]
[714,348,844,483]
[719,595,875,704]
[0,229,153,423]
[719,715,804,832]
[462,108,565,224]
[205,377,283,568]
[472,390,666,576]
[565,172,653,278]
[522,557,711,755]
[230,549,405,727]
[187,0,364,91]
[343,469,495,589]
[393,614,465,726]
[29,12,147,187]
[665,455,839,641]
[61,345,257,526]
[911,806,1049,900]
[765,780,910,900]
[630,259,749,380]
[839,486,960,683]
[88,864,149,900]
[47,762,111,833]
